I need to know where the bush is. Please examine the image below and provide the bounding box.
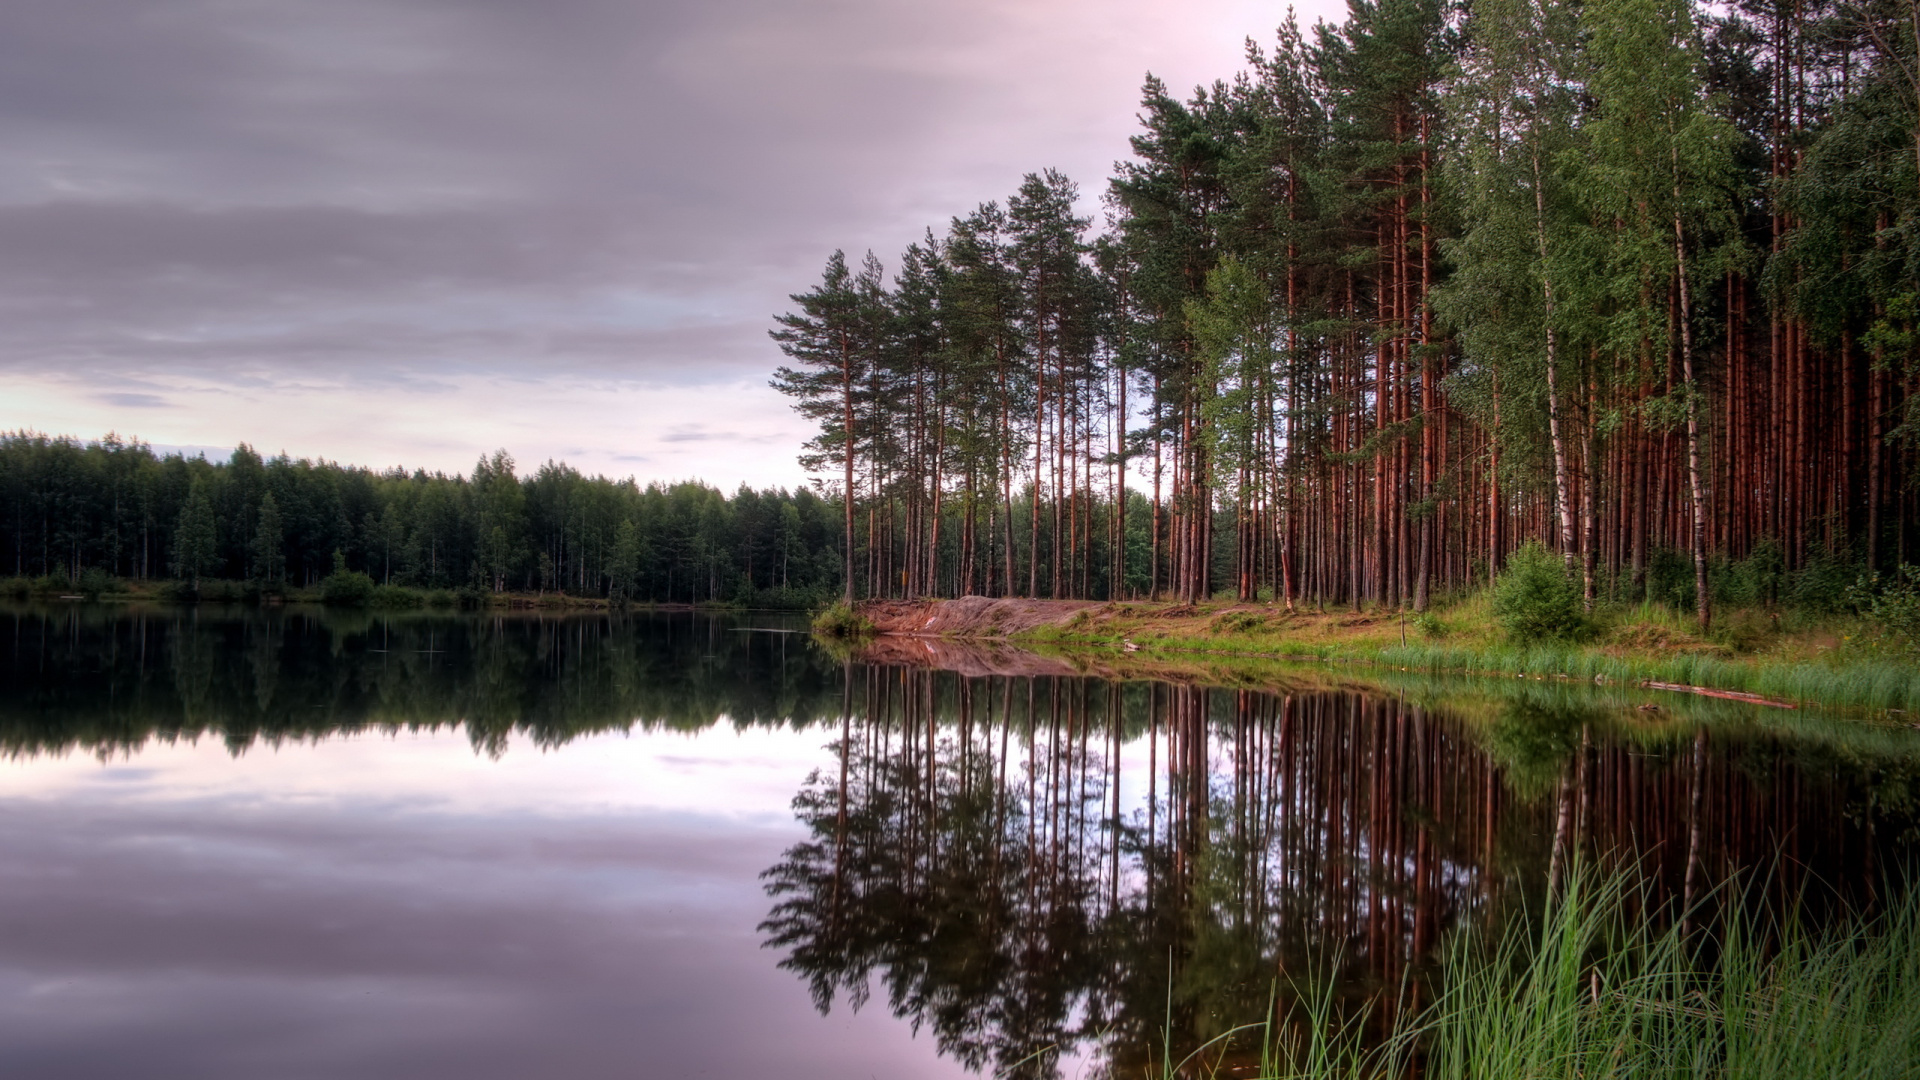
[1790,551,1864,613]
[1716,536,1785,607]
[1491,541,1588,641]
[370,584,423,609]
[426,588,457,609]
[77,567,114,600]
[321,569,376,607]
[1850,564,1920,654]
[0,577,26,600]
[1647,547,1697,609]
[812,602,875,639]
[1216,611,1267,633]
[199,579,246,602]
[1413,610,1449,639]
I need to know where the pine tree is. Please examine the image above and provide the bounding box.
[252,491,284,585]
[771,251,879,602]
[172,482,217,592]
[1582,0,1749,628]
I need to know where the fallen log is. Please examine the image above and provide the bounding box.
[1638,680,1796,709]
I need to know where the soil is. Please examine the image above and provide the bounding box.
[858,596,1110,637]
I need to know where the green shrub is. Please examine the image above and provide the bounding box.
[1789,550,1864,612]
[811,602,875,639]
[1491,541,1587,641]
[1850,564,1920,654]
[1217,611,1267,633]
[321,569,376,606]
[1646,547,1696,609]
[1412,610,1449,639]
[77,567,114,600]
[370,584,423,609]
[0,577,27,600]
[199,578,246,602]
[426,588,457,609]
[1716,536,1785,606]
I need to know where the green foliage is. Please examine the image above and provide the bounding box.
[252,491,285,585]
[811,602,875,639]
[369,584,423,609]
[1715,536,1785,607]
[171,482,217,589]
[1492,541,1588,641]
[0,433,846,605]
[77,567,114,600]
[321,567,376,607]
[1647,547,1698,610]
[1851,565,1920,654]
[1412,610,1448,639]
[1216,610,1268,633]
[1411,871,1920,1080]
[1790,551,1864,613]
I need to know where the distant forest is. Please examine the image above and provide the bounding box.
[772,0,1920,625]
[6,0,1918,618]
[0,434,846,606]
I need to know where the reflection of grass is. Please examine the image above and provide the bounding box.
[1003,594,1920,714]
[1162,869,1920,1079]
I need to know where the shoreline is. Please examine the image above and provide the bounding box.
[849,596,1918,716]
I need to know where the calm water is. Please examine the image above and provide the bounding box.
[3,606,1918,1078]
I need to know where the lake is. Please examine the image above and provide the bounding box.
[2,606,1916,1078]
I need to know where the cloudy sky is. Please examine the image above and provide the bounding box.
[3,0,1342,489]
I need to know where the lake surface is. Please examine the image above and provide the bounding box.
[3,606,1917,1078]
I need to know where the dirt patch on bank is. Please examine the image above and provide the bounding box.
[859,596,1110,637]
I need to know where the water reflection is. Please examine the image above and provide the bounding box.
[0,604,841,755]
[762,665,1920,1078]
[4,606,1919,1079]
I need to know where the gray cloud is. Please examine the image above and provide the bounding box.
[0,0,1318,480]
[94,392,170,408]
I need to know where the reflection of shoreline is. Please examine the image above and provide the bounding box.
[0,607,840,757]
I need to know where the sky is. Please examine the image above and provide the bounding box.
[2,0,1344,490]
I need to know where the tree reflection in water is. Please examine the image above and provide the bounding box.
[0,604,842,754]
[5,606,1915,1078]
[760,666,1920,1079]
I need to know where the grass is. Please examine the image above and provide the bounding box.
[1001,592,1920,714]
[1155,868,1920,1080]
[811,600,877,640]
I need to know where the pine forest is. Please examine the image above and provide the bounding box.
[771,0,1920,626]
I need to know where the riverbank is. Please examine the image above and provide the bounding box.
[853,595,1920,714]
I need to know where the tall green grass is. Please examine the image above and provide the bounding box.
[1367,641,1920,713]
[1151,870,1920,1079]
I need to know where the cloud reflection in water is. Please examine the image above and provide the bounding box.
[0,730,968,1079]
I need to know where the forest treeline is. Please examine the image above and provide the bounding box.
[772,0,1920,625]
[0,432,846,605]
